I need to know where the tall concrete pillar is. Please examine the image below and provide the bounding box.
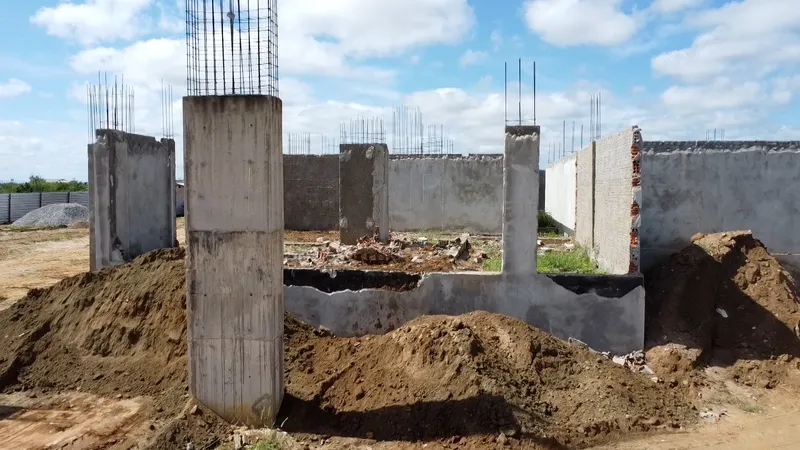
[183,95,284,426]
[87,130,176,271]
[339,143,389,244]
[502,126,540,275]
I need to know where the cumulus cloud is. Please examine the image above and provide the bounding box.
[0,79,32,98]
[30,0,155,45]
[650,0,705,14]
[651,0,800,82]
[459,50,488,67]
[523,0,640,46]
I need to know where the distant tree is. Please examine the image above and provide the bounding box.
[0,175,88,193]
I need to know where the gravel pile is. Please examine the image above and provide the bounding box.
[12,203,89,227]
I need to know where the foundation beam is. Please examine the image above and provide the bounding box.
[184,95,284,426]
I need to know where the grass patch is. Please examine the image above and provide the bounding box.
[538,247,599,274]
[217,437,282,450]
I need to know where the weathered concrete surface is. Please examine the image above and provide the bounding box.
[544,154,576,234]
[388,155,503,233]
[339,144,388,244]
[575,143,595,248]
[88,130,176,271]
[284,271,645,355]
[284,155,339,230]
[503,126,540,275]
[183,95,284,427]
[641,141,800,271]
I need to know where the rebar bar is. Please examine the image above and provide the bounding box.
[285,132,339,154]
[185,0,278,96]
[161,80,175,139]
[340,116,386,145]
[87,72,135,143]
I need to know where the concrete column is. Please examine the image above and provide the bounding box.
[502,126,540,275]
[88,130,176,270]
[183,95,284,427]
[339,143,389,244]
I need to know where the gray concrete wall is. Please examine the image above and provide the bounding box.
[388,155,503,233]
[544,154,577,234]
[575,143,594,247]
[88,130,176,270]
[592,127,641,274]
[640,141,800,271]
[339,144,389,243]
[184,95,284,427]
[284,155,338,230]
[284,271,645,355]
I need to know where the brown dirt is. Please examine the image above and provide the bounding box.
[645,231,800,390]
[280,312,694,448]
[0,246,699,449]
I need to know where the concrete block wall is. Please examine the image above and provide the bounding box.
[640,141,800,271]
[284,155,339,230]
[574,143,595,246]
[388,155,503,233]
[544,154,577,234]
[590,127,641,274]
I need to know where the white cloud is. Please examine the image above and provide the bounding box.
[490,30,503,51]
[459,50,488,67]
[650,0,704,14]
[523,0,640,46]
[661,77,765,110]
[651,0,800,82]
[30,0,155,45]
[0,79,32,98]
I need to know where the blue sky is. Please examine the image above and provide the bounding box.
[1,0,799,181]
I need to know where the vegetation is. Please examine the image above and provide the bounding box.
[537,210,560,236]
[537,247,599,274]
[482,246,600,274]
[0,176,87,194]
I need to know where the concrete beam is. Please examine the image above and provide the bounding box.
[502,126,540,275]
[184,95,284,427]
[339,143,389,244]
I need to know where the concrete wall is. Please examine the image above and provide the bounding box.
[549,127,642,275]
[88,130,176,270]
[284,155,338,230]
[640,141,800,271]
[544,154,577,234]
[284,271,645,355]
[184,95,284,427]
[388,155,503,233]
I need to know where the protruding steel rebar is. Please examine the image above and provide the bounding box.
[185,0,278,96]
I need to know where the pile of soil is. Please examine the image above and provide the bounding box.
[0,247,695,449]
[645,231,800,389]
[281,312,694,448]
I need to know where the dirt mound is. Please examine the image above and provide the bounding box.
[0,247,320,449]
[645,231,800,387]
[280,312,694,448]
[0,248,695,448]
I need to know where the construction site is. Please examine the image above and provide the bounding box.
[1,1,800,449]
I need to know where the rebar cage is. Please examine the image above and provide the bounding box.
[185,0,278,96]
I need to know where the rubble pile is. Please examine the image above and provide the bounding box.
[284,232,494,272]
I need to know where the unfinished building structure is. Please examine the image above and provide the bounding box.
[87,75,176,271]
[183,0,284,426]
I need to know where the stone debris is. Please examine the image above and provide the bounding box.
[285,232,485,268]
[11,203,89,227]
[699,409,727,421]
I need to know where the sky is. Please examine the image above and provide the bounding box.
[1,0,800,181]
